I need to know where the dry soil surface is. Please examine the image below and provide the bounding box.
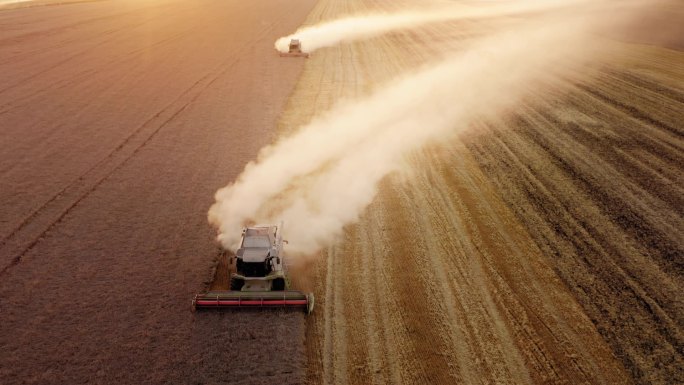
[0,0,315,383]
[2,0,682,384]
[278,1,683,385]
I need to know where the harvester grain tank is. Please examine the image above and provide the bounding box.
[279,39,309,58]
[193,223,314,313]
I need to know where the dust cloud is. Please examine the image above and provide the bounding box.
[274,0,591,54]
[210,1,650,254]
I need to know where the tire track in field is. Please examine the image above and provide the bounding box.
[0,27,194,116]
[0,11,159,68]
[0,21,276,274]
[0,0,316,382]
[0,2,195,93]
[0,0,178,46]
[0,6,200,112]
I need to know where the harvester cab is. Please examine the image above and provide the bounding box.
[232,225,285,291]
[279,39,310,58]
[193,223,314,314]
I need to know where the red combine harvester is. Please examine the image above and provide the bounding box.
[279,39,309,58]
[193,223,314,314]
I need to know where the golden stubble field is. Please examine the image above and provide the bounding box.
[279,0,683,384]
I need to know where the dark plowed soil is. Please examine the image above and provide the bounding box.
[0,0,315,383]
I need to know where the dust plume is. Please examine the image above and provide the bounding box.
[211,1,650,254]
[274,0,592,54]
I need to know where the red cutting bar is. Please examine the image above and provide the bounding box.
[195,299,308,306]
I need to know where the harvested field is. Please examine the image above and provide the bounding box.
[463,51,684,384]
[278,1,683,384]
[1,0,682,384]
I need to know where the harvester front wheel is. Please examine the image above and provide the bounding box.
[230,277,244,291]
[272,278,285,291]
